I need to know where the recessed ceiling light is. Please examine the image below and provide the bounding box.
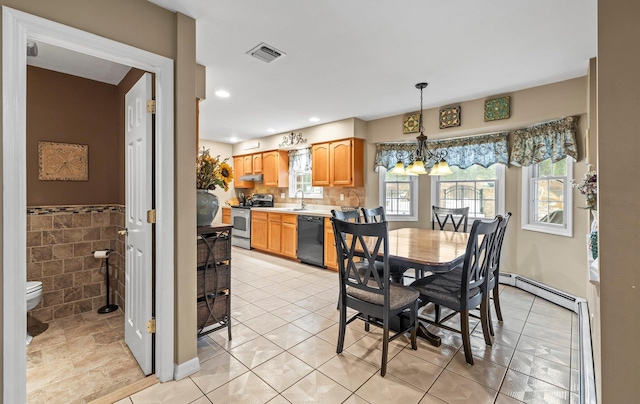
[267,128,276,133]
[229,136,238,143]
[309,117,320,122]
[215,90,230,98]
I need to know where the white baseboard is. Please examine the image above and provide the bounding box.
[173,357,200,381]
[499,273,596,404]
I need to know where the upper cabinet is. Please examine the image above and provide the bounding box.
[233,155,254,189]
[262,150,289,187]
[312,138,364,187]
[252,153,263,174]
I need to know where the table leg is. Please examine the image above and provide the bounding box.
[416,322,442,347]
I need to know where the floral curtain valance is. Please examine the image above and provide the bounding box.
[510,116,579,167]
[288,147,312,172]
[373,132,509,172]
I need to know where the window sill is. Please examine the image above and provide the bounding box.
[522,223,572,238]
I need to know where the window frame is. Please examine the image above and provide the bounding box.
[521,157,574,237]
[378,167,419,221]
[430,164,506,222]
[288,170,323,199]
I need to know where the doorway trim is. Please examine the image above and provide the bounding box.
[2,7,175,403]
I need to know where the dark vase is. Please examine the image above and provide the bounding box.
[196,189,219,226]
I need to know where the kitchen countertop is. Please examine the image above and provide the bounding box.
[249,206,335,217]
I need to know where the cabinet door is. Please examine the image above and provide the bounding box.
[281,215,298,258]
[222,208,231,224]
[252,153,263,173]
[262,151,278,187]
[267,214,282,253]
[312,143,330,186]
[324,218,338,271]
[251,217,268,250]
[233,156,247,188]
[243,155,253,175]
[330,139,353,186]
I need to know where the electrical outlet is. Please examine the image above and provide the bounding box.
[340,194,344,201]
[280,192,285,199]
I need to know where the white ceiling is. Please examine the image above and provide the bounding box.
[27,41,131,85]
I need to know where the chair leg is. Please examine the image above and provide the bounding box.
[381,325,389,376]
[365,316,370,332]
[434,304,441,323]
[488,301,495,337]
[460,310,474,365]
[480,297,493,346]
[410,301,418,350]
[337,299,347,354]
[493,284,503,321]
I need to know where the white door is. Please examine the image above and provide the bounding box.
[124,73,153,375]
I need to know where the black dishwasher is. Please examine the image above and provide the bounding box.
[297,215,324,267]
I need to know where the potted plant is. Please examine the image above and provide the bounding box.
[196,148,233,226]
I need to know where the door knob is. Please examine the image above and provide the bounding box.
[118,229,128,236]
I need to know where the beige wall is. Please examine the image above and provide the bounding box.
[364,77,591,298]
[0,0,198,394]
[598,0,640,401]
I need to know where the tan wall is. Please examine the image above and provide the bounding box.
[364,77,591,298]
[598,0,640,401]
[0,0,198,393]
[26,66,121,205]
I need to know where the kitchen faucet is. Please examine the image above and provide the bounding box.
[295,189,306,210]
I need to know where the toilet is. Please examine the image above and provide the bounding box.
[26,281,43,345]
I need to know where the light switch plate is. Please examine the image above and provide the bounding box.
[340,194,344,201]
[281,192,285,198]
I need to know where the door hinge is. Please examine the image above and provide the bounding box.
[146,99,156,114]
[147,318,156,333]
[147,209,156,224]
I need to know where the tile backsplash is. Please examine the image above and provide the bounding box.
[27,205,126,323]
[243,186,365,208]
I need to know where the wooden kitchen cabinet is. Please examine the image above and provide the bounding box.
[267,213,282,253]
[281,214,298,259]
[221,207,231,224]
[262,150,289,187]
[312,138,363,187]
[252,153,263,173]
[233,155,254,189]
[243,155,253,176]
[324,217,338,271]
[251,211,268,250]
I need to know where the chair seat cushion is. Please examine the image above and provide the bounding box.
[410,269,480,311]
[346,283,419,310]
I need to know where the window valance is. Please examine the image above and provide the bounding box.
[289,148,312,172]
[510,116,579,167]
[374,132,509,172]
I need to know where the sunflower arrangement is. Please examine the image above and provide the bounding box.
[196,148,233,191]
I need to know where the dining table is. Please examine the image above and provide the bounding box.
[357,227,472,346]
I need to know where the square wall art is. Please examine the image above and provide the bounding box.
[439,106,461,129]
[403,113,420,134]
[38,141,89,181]
[484,96,511,121]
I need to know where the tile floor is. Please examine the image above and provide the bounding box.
[26,309,145,403]
[43,247,580,404]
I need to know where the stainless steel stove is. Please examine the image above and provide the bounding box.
[230,194,274,249]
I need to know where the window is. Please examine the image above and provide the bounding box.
[522,157,573,237]
[378,167,418,221]
[288,171,323,198]
[431,164,505,221]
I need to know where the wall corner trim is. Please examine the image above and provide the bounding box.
[173,357,201,381]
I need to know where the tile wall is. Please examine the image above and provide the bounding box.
[26,205,126,323]
[249,186,365,208]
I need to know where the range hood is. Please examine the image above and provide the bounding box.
[239,173,263,182]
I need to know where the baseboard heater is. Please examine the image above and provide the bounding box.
[499,273,597,404]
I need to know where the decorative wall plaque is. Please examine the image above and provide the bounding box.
[484,96,511,121]
[38,141,88,181]
[402,113,420,134]
[439,106,461,129]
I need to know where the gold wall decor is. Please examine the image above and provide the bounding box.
[38,141,89,181]
[403,113,420,134]
[439,105,461,129]
[484,96,511,121]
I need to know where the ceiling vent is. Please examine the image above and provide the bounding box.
[246,43,286,63]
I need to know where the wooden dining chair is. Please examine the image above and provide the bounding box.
[361,206,386,223]
[486,212,512,335]
[331,218,419,376]
[432,206,470,232]
[411,217,500,365]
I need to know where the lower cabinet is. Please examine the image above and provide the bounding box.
[281,215,298,259]
[324,217,338,271]
[267,213,282,253]
[251,211,268,250]
[252,211,298,258]
[221,207,231,224]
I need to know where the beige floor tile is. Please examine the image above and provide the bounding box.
[500,306,530,322]
[278,289,312,303]
[72,340,129,373]
[207,372,278,404]
[209,322,260,350]
[445,351,507,391]
[64,319,112,341]
[494,393,525,403]
[529,302,572,322]
[499,369,570,403]
[315,322,366,349]
[232,282,256,295]
[114,398,133,404]
[521,323,572,349]
[237,288,273,302]
[490,317,526,334]
[282,370,352,403]
[293,294,335,312]
[313,302,342,322]
[197,335,226,362]
[229,336,284,369]
[419,393,448,403]
[525,311,572,334]
[343,394,371,404]
[27,357,75,393]
[318,352,379,391]
[250,277,278,289]
[515,335,572,367]
[254,295,291,312]
[288,335,338,368]
[190,351,249,394]
[344,335,406,369]
[385,350,443,391]
[429,369,497,404]
[509,351,571,390]
[230,295,250,310]
[45,368,111,403]
[291,312,336,334]
[263,323,313,350]
[190,397,213,404]
[253,352,314,392]
[243,312,289,335]
[266,394,292,404]
[403,338,457,368]
[270,304,312,322]
[467,335,515,367]
[472,326,521,349]
[130,377,204,404]
[355,373,425,404]
[230,303,268,323]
